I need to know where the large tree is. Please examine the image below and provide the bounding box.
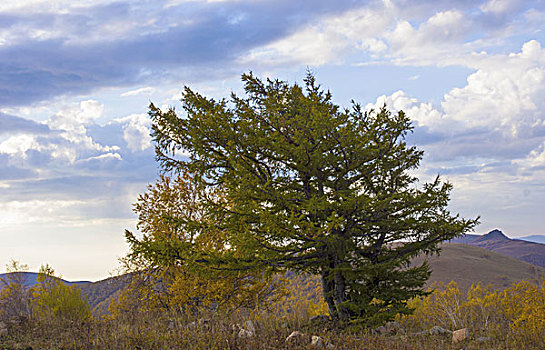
[145,72,478,325]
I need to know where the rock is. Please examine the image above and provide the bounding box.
[309,315,330,326]
[311,335,334,349]
[285,331,305,344]
[375,325,388,335]
[385,321,404,334]
[429,326,452,335]
[243,320,256,334]
[452,328,469,343]
[374,322,404,335]
[198,318,211,330]
[238,328,254,338]
[476,336,493,343]
[414,330,429,336]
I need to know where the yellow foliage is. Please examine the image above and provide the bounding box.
[31,265,91,327]
[401,278,545,345]
[269,273,329,321]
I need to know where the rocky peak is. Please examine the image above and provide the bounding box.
[482,229,510,241]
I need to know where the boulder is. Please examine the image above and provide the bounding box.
[375,321,404,335]
[238,328,255,338]
[285,331,305,344]
[385,321,404,334]
[0,321,7,337]
[476,336,493,343]
[429,326,452,335]
[311,335,334,349]
[374,325,387,335]
[452,328,469,343]
[243,320,256,334]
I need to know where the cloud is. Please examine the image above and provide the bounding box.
[0,0,365,107]
[113,114,152,152]
[120,87,155,97]
[364,40,545,183]
[0,113,50,135]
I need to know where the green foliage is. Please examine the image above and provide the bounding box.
[31,264,91,326]
[140,72,478,325]
[123,172,276,316]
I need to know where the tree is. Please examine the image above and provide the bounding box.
[144,72,478,325]
[124,172,276,315]
[0,260,32,326]
[31,264,91,327]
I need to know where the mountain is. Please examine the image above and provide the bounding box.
[451,229,545,268]
[414,243,545,291]
[518,235,545,244]
[0,272,130,313]
[0,272,90,288]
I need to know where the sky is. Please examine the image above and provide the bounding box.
[1,0,545,281]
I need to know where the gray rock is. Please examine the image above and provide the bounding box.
[238,328,255,338]
[375,325,388,335]
[429,326,452,335]
[243,320,256,334]
[414,330,430,336]
[375,322,404,335]
[476,336,493,342]
[0,321,6,337]
[385,321,404,334]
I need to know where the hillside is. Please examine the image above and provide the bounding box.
[0,272,90,288]
[0,272,130,312]
[518,234,545,244]
[3,240,545,311]
[452,229,545,268]
[415,243,545,291]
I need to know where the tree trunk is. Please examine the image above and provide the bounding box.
[321,269,337,320]
[333,269,350,322]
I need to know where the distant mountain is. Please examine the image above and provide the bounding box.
[414,243,545,291]
[0,272,89,288]
[0,272,130,313]
[451,229,545,268]
[518,235,545,245]
[450,233,480,244]
[3,240,545,314]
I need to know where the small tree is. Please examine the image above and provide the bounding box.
[31,264,91,327]
[0,260,32,326]
[143,72,478,325]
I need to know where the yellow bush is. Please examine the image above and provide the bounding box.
[31,265,91,326]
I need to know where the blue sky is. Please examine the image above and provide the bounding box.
[1,0,545,281]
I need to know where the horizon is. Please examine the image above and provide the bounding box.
[1,228,539,283]
[1,0,545,281]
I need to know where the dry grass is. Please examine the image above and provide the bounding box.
[0,306,542,350]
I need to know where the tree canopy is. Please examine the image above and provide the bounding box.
[130,72,478,325]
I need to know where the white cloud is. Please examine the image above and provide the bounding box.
[240,4,395,67]
[442,40,545,136]
[0,134,40,158]
[480,0,520,14]
[120,87,156,97]
[0,199,86,226]
[113,113,152,152]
